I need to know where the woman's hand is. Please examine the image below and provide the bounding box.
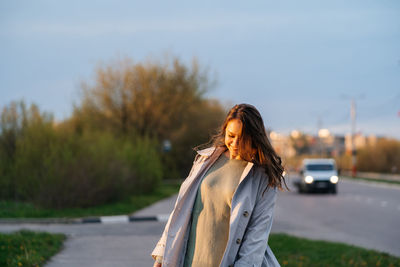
[153,255,163,267]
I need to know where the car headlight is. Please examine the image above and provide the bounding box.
[330,175,339,184]
[305,175,314,184]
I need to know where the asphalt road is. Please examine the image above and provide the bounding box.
[0,179,399,266]
[272,178,400,257]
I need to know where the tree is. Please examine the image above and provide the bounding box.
[72,56,226,178]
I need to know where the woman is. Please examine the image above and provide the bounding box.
[152,104,286,267]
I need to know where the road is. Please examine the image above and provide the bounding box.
[0,179,399,266]
[272,178,400,257]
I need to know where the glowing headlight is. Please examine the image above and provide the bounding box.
[330,175,339,184]
[305,176,314,184]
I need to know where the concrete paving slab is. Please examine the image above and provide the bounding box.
[45,234,159,267]
[132,194,177,217]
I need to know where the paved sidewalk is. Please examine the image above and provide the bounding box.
[45,195,178,267]
[133,194,176,219]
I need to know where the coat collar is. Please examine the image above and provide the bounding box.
[196,146,254,184]
[196,146,219,157]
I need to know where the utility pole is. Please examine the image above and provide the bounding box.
[350,99,357,177]
[341,93,363,177]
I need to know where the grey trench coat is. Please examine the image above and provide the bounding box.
[151,146,280,267]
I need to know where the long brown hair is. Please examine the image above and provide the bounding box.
[202,103,287,191]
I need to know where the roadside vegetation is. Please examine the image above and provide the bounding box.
[356,138,400,174]
[0,230,65,267]
[270,233,400,267]
[0,56,226,211]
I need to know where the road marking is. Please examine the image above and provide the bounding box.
[100,215,129,224]
[380,201,388,208]
[156,214,170,222]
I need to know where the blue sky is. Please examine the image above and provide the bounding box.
[1,0,399,138]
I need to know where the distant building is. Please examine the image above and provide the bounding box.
[345,134,377,154]
[269,129,345,157]
[268,129,379,158]
[268,130,296,159]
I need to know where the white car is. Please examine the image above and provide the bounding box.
[295,158,339,194]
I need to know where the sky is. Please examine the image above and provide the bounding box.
[1,0,399,139]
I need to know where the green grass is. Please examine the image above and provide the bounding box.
[0,182,181,219]
[270,233,400,267]
[0,230,66,267]
[342,176,400,186]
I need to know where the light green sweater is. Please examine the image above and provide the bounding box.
[183,153,247,267]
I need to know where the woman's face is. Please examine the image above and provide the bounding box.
[224,119,243,159]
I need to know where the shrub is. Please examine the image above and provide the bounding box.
[357,138,400,174]
[0,101,163,208]
[12,129,162,208]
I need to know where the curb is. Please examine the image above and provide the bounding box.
[0,214,170,225]
[82,214,170,224]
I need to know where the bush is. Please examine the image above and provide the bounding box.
[0,101,53,200]
[357,138,400,174]
[0,101,163,209]
[12,129,162,209]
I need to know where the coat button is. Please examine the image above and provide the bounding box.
[243,211,249,217]
[236,238,241,244]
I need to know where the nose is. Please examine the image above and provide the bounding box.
[232,137,239,147]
